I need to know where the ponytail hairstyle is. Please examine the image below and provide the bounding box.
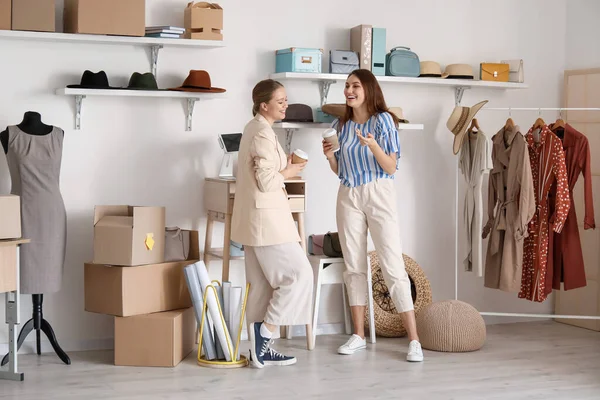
[252,79,284,116]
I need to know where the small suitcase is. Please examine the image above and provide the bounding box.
[385,46,420,77]
[329,50,359,74]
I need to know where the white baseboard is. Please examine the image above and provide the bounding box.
[0,337,113,357]
[0,323,346,356]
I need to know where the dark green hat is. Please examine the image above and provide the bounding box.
[126,72,164,90]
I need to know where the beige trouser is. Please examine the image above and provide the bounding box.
[244,242,313,326]
[336,178,414,313]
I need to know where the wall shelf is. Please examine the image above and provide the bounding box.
[269,72,529,106]
[272,122,424,153]
[0,30,225,76]
[55,88,225,131]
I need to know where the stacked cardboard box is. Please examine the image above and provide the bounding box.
[85,205,198,367]
[184,2,223,41]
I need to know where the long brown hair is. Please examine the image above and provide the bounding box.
[252,79,284,116]
[339,69,400,128]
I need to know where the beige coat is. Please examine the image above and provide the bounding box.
[482,125,536,292]
[231,114,301,246]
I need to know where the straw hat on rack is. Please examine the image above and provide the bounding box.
[446,100,488,155]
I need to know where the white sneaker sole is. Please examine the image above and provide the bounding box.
[337,344,366,355]
[263,358,297,366]
[407,354,424,362]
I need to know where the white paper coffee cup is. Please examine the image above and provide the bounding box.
[292,149,308,164]
[322,128,340,152]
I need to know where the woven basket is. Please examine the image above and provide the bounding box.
[365,251,432,337]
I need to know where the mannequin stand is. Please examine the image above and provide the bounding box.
[1,294,71,366]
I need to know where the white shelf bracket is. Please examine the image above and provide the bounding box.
[454,86,468,106]
[186,98,198,131]
[318,80,335,107]
[150,45,163,77]
[284,128,297,154]
[74,95,85,130]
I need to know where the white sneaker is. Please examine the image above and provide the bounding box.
[337,334,367,355]
[407,340,424,362]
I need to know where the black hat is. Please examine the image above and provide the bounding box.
[282,104,314,122]
[67,70,121,89]
[125,72,165,91]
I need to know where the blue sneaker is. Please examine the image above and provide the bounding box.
[262,345,297,366]
[248,322,270,369]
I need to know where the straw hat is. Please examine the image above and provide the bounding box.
[419,61,442,77]
[446,100,488,154]
[442,64,474,79]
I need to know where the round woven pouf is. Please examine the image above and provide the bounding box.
[416,300,486,352]
[365,251,432,337]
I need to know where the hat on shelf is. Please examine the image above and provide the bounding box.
[387,107,410,124]
[419,61,443,78]
[321,103,346,118]
[447,100,488,155]
[67,70,121,89]
[124,72,165,91]
[442,64,474,79]
[282,104,313,122]
[169,70,225,93]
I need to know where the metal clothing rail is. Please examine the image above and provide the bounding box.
[453,104,600,321]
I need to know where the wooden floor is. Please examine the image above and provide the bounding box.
[0,321,599,399]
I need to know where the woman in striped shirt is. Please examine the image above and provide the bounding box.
[322,69,423,362]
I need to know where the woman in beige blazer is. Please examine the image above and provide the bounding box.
[231,79,313,369]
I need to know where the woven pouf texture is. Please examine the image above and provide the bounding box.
[416,300,486,352]
[365,251,432,337]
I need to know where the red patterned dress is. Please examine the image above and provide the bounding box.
[520,125,570,302]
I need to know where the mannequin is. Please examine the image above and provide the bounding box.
[0,111,70,366]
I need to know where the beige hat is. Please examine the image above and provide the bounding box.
[322,104,409,124]
[442,64,474,79]
[419,61,442,77]
[447,100,488,154]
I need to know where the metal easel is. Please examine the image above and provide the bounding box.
[453,105,600,321]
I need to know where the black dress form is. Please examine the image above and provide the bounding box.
[1,111,70,366]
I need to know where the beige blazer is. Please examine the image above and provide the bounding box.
[231,114,301,247]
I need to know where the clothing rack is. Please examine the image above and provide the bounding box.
[453,105,600,321]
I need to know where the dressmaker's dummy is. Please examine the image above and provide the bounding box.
[0,111,70,366]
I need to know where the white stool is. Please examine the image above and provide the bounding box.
[308,255,376,347]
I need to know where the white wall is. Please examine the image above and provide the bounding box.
[0,0,572,353]
[566,0,600,69]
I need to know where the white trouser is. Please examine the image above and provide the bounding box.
[336,178,414,313]
[244,242,313,326]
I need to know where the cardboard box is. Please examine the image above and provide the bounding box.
[115,308,196,367]
[0,195,21,240]
[11,0,55,32]
[85,231,199,317]
[93,205,165,267]
[64,0,145,37]
[0,0,10,30]
[0,242,17,293]
[184,2,223,41]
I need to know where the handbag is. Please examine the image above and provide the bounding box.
[308,234,325,255]
[500,59,524,83]
[480,63,510,82]
[164,227,190,262]
[385,46,420,77]
[323,232,343,258]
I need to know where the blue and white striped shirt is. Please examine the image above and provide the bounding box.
[333,112,401,188]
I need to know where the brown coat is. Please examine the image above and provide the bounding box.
[483,126,536,292]
[546,123,596,295]
[231,114,301,247]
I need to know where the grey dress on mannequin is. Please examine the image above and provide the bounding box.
[6,124,67,294]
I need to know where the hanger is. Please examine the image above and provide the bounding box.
[552,109,565,130]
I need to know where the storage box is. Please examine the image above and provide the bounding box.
[11,0,55,32]
[0,0,10,30]
[371,27,386,76]
[0,195,21,240]
[184,2,223,41]
[276,47,323,73]
[64,0,145,37]
[351,24,372,71]
[93,205,165,266]
[85,231,199,317]
[329,50,359,74]
[115,308,196,367]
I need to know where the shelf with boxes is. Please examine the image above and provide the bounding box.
[270,72,529,107]
[56,87,226,131]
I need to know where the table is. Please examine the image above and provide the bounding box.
[203,177,307,282]
[0,238,30,382]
